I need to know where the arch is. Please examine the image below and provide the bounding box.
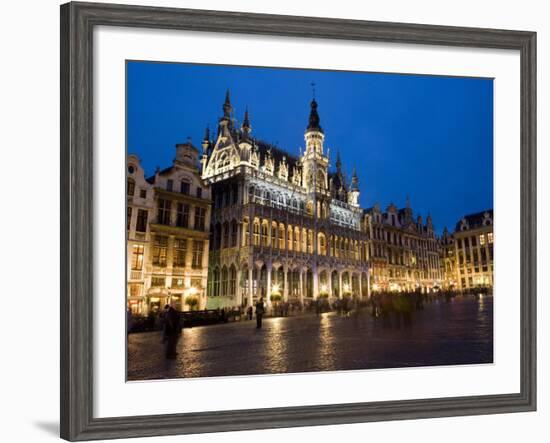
[352,273,360,296]
[253,217,260,246]
[214,222,222,250]
[318,232,327,256]
[229,265,237,297]
[213,267,220,297]
[331,270,339,298]
[221,266,228,296]
[261,219,269,246]
[271,221,278,248]
[341,271,351,295]
[319,270,329,295]
[230,219,238,247]
[222,221,229,249]
[278,223,286,250]
[305,268,314,298]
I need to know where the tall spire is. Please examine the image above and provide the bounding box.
[242,107,251,132]
[202,125,210,153]
[335,150,342,172]
[351,167,359,190]
[223,89,232,119]
[306,98,323,133]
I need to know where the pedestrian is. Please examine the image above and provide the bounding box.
[247,305,253,320]
[255,297,265,329]
[162,303,181,359]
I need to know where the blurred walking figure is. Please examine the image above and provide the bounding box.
[247,305,253,320]
[255,297,265,329]
[162,303,181,359]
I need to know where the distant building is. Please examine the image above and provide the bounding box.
[364,201,442,293]
[126,142,212,314]
[439,227,457,290]
[449,210,494,291]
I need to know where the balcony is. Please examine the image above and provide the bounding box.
[129,270,143,280]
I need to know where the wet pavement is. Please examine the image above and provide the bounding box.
[127,295,493,381]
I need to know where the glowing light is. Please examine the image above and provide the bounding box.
[188,286,198,295]
[271,284,280,295]
[320,284,328,293]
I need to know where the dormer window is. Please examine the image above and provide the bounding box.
[167,179,174,192]
[180,181,190,195]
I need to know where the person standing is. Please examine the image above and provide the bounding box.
[162,303,181,359]
[255,297,265,329]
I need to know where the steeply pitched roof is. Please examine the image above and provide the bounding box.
[455,209,494,231]
[253,139,301,171]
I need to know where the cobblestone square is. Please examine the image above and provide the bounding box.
[128,295,492,381]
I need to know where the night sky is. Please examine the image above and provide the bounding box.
[127,61,493,234]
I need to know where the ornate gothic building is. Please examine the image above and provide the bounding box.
[202,92,370,308]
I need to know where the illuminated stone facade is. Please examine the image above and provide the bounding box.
[443,210,494,291]
[364,201,443,293]
[202,92,370,308]
[126,143,212,314]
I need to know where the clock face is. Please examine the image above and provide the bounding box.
[128,165,135,174]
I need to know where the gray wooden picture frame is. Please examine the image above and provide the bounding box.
[60,2,537,441]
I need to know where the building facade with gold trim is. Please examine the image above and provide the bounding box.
[126,142,212,315]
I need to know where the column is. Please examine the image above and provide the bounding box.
[299,269,304,306]
[266,263,272,306]
[312,262,319,299]
[283,266,289,302]
[248,266,254,307]
[236,221,242,250]
[358,273,363,300]
[327,270,332,298]
[367,267,371,299]
[338,272,343,299]
[236,268,242,306]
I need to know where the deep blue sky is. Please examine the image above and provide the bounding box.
[127,61,493,234]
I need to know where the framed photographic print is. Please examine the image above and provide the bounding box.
[60,1,536,441]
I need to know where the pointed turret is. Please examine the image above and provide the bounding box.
[306,98,323,133]
[223,89,232,119]
[336,150,342,172]
[351,168,359,191]
[201,125,210,153]
[241,107,251,141]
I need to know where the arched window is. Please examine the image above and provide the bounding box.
[271,221,278,248]
[294,227,300,251]
[230,219,238,247]
[318,232,327,256]
[242,217,249,246]
[221,266,228,296]
[213,268,220,297]
[222,222,229,249]
[229,265,237,297]
[307,229,313,254]
[279,223,285,249]
[253,218,260,246]
[302,228,307,253]
[287,225,293,251]
[261,220,269,246]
